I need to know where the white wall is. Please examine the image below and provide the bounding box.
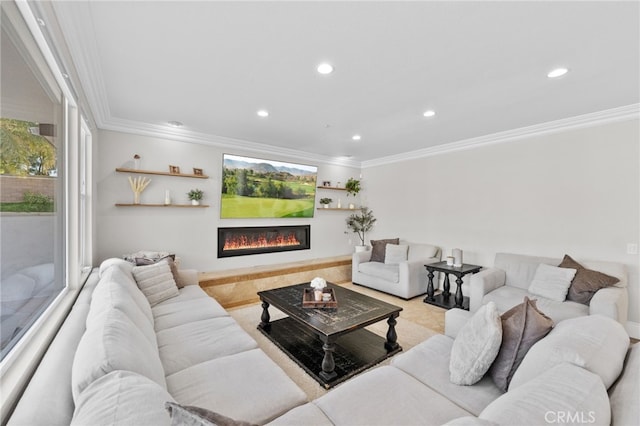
[363,119,640,326]
[96,130,360,271]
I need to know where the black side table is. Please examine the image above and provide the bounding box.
[423,261,482,310]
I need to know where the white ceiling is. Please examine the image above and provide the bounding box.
[51,1,639,165]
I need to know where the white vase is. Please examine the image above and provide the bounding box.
[354,245,367,253]
[323,204,329,208]
[191,199,200,206]
[348,203,355,209]
[314,290,323,301]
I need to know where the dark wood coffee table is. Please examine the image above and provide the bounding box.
[258,282,402,388]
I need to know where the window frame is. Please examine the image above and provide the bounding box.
[0,0,94,420]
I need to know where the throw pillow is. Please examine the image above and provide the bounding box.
[370,238,399,263]
[488,296,553,392]
[124,250,175,263]
[136,255,186,288]
[559,254,619,305]
[132,260,179,306]
[384,244,409,264]
[165,402,257,426]
[449,302,503,385]
[527,263,577,302]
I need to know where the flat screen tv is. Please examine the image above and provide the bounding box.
[221,154,318,218]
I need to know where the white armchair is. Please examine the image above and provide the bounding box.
[352,242,441,299]
[467,252,628,325]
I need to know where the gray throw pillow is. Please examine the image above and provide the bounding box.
[560,255,619,305]
[165,402,257,426]
[132,260,180,306]
[488,297,554,392]
[136,255,185,288]
[370,238,399,263]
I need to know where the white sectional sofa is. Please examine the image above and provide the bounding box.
[9,258,638,426]
[270,309,638,426]
[352,241,441,299]
[8,258,306,425]
[466,252,628,324]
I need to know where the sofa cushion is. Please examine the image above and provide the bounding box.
[153,296,229,331]
[99,257,134,277]
[71,370,174,426]
[493,253,560,290]
[407,243,439,261]
[450,302,502,385]
[509,314,629,390]
[157,317,257,376]
[266,403,334,426]
[166,349,306,424]
[481,285,589,324]
[444,418,498,426]
[559,255,620,305]
[481,363,611,426]
[609,344,639,426]
[132,260,180,306]
[370,238,399,263]
[528,263,576,302]
[86,270,155,342]
[72,308,167,400]
[488,297,553,392]
[384,244,408,264]
[165,402,257,426]
[392,334,503,416]
[357,261,400,283]
[313,366,472,425]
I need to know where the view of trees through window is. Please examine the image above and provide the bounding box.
[0,118,56,213]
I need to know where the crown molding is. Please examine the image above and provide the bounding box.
[100,117,362,169]
[362,104,640,169]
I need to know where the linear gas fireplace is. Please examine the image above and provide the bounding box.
[218,225,310,258]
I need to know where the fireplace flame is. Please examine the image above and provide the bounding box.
[223,232,301,251]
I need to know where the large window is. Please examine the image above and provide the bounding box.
[0,2,93,418]
[0,15,65,360]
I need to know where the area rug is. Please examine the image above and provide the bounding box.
[229,303,438,400]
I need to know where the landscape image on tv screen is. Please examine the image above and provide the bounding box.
[221,154,318,218]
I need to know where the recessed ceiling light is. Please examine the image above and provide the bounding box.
[423,110,436,118]
[257,110,269,118]
[317,63,334,75]
[352,135,361,141]
[167,120,183,127]
[547,67,569,78]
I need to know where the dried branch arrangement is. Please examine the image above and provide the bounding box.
[128,176,151,204]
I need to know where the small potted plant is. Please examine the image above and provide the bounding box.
[187,189,203,205]
[345,177,361,197]
[345,207,376,252]
[319,197,332,208]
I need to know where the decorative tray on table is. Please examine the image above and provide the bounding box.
[302,288,338,309]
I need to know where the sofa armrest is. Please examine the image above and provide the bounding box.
[468,268,506,312]
[178,269,199,286]
[352,251,372,267]
[445,308,472,338]
[589,286,628,324]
